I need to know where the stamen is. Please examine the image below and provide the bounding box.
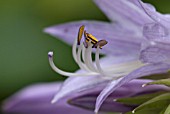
[48,51,98,77]
[72,38,78,63]
[84,40,98,72]
[48,25,145,80]
[95,46,111,77]
[86,33,98,45]
[77,25,85,45]
[83,30,88,48]
[95,46,144,78]
[77,43,91,71]
[92,40,108,49]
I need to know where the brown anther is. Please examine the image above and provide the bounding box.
[92,40,108,49]
[77,25,85,45]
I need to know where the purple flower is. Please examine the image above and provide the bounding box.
[3,80,169,114]
[44,0,170,113]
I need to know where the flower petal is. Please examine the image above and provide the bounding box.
[94,0,152,29]
[143,23,170,42]
[51,76,109,104]
[140,42,170,63]
[70,93,134,113]
[70,79,167,113]
[138,0,170,29]
[51,55,139,104]
[44,21,143,56]
[3,82,94,114]
[95,63,170,113]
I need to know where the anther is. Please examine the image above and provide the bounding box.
[48,51,53,58]
[77,25,85,45]
[92,40,108,49]
[86,33,98,45]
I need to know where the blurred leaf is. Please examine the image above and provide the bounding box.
[116,91,167,105]
[133,93,170,113]
[164,104,170,114]
[144,79,170,87]
[141,72,170,80]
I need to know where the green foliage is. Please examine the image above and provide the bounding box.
[132,93,170,113]
[116,91,167,105]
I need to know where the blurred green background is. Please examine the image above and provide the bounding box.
[0,0,170,111]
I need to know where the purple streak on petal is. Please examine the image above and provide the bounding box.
[94,0,152,28]
[44,21,143,56]
[70,94,134,113]
[143,23,170,42]
[138,0,170,29]
[3,82,95,114]
[95,63,170,113]
[140,42,170,63]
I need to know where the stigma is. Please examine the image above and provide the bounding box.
[48,25,144,79]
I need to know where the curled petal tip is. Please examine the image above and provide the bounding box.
[94,111,98,114]
[113,99,117,102]
[43,28,51,34]
[48,51,53,58]
[142,83,147,87]
[94,108,99,114]
[132,109,135,113]
[51,99,56,104]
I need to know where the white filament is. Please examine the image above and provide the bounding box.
[48,52,97,77]
[77,43,90,71]
[72,38,78,63]
[84,42,98,72]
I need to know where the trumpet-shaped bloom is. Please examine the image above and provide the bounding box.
[44,0,170,113]
[3,80,169,114]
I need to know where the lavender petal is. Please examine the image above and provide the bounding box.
[138,0,170,29]
[143,23,170,42]
[3,82,94,114]
[70,79,169,113]
[94,0,152,29]
[140,42,170,63]
[95,63,170,113]
[44,21,143,56]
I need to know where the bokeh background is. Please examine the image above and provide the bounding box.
[0,0,170,113]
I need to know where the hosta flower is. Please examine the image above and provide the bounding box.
[44,0,170,113]
[3,80,169,114]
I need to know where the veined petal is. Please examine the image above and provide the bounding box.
[51,76,109,104]
[95,63,170,113]
[143,23,170,42]
[70,79,168,113]
[94,0,152,30]
[3,82,94,114]
[44,21,143,56]
[69,93,134,113]
[51,55,139,104]
[138,0,170,29]
[140,42,170,63]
